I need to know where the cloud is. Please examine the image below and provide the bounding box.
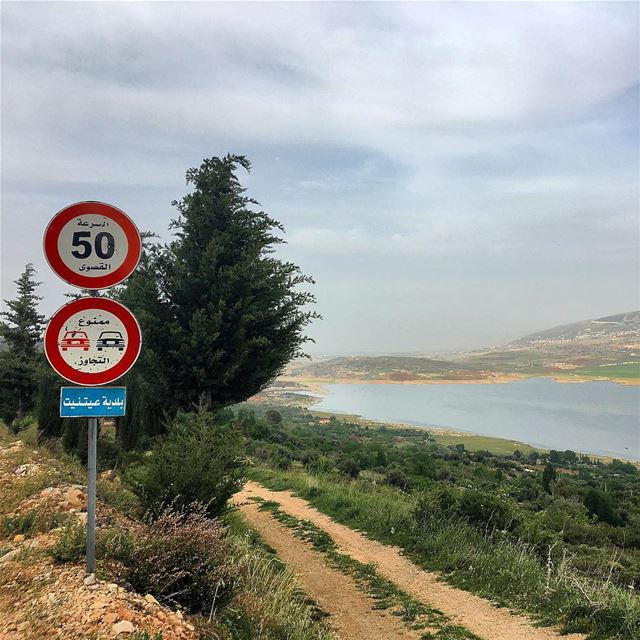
[1,1,638,351]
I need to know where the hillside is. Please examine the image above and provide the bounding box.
[0,427,336,640]
[284,311,640,383]
[508,311,640,347]
[0,438,196,639]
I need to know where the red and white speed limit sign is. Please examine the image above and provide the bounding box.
[44,297,142,386]
[43,201,141,289]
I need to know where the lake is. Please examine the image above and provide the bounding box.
[312,379,640,460]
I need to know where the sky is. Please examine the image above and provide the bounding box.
[1,1,639,354]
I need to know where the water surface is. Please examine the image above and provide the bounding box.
[312,379,640,460]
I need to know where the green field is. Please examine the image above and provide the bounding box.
[431,433,537,456]
[572,363,640,380]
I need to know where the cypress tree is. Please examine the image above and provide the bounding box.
[121,155,319,430]
[0,264,46,425]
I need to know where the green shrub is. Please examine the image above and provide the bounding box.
[9,414,34,435]
[584,488,622,527]
[50,520,86,563]
[97,525,134,563]
[97,436,123,471]
[97,478,140,518]
[458,489,518,532]
[125,406,245,518]
[120,503,233,612]
[2,512,35,536]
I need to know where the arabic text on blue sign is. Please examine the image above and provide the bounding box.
[60,387,126,417]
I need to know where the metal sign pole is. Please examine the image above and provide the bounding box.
[86,287,100,577]
[87,416,97,575]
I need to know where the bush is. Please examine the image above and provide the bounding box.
[97,436,123,471]
[584,488,621,526]
[9,414,34,435]
[97,477,140,518]
[458,489,518,532]
[50,520,86,563]
[265,409,282,426]
[385,468,411,491]
[125,405,245,518]
[97,525,134,564]
[121,503,233,612]
[412,486,460,529]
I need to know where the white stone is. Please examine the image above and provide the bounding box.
[112,620,135,635]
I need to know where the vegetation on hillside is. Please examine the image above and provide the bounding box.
[0,424,334,639]
[0,264,46,429]
[236,402,640,639]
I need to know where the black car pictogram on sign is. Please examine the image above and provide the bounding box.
[96,331,126,351]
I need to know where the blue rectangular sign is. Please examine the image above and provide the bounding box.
[60,387,126,417]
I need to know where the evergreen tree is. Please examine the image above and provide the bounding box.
[121,155,319,428]
[542,463,557,494]
[0,264,46,424]
[0,264,45,358]
[125,403,245,517]
[584,488,621,526]
[35,367,65,441]
[117,240,173,448]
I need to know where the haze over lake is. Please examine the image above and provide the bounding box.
[313,379,640,460]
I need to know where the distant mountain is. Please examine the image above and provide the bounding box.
[508,311,640,347]
[283,311,640,382]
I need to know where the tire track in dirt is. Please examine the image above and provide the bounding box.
[237,482,586,640]
[238,500,423,640]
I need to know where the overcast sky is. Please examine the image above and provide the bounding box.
[1,2,638,354]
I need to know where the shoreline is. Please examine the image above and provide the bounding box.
[279,373,640,387]
[264,378,639,464]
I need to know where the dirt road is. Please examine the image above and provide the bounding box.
[239,500,422,640]
[235,482,585,640]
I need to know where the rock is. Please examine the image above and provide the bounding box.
[14,463,39,477]
[104,612,119,624]
[144,594,159,606]
[62,487,86,511]
[111,620,135,635]
[24,539,42,549]
[83,574,97,586]
[41,487,63,498]
[99,470,121,486]
[13,534,25,543]
[0,549,20,563]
